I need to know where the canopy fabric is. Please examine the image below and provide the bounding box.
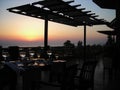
[7,0,108,27]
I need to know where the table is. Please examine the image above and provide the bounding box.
[4,59,66,90]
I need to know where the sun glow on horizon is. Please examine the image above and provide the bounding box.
[19,29,41,41]
[11,17,44,41]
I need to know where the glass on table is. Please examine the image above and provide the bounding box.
[55,54,59,60]
[19,51,26,60]
[37,53,41,59]
[29,51,35,60]
[47,50,52,58]
[2,51,9,61]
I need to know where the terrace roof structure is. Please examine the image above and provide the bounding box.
[93,0,119,34]
[98,30,117,35]
[93,0,119,29]
[97,19,117,38]
[7,0,109,60]
[93,0,119,9]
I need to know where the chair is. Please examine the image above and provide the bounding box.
[49,62,66,83]
[75,61,97,90]
[32,64,78,90]
[22,66,42,90]
[102,57,113,81]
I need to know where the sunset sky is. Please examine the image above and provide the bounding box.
[0,0,115,47]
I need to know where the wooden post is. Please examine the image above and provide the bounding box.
[84,23,86,61]
[44,15,48,51]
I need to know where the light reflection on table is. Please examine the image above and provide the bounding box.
[53,60,66,63]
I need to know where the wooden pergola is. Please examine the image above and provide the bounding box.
[7,0,108,61]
